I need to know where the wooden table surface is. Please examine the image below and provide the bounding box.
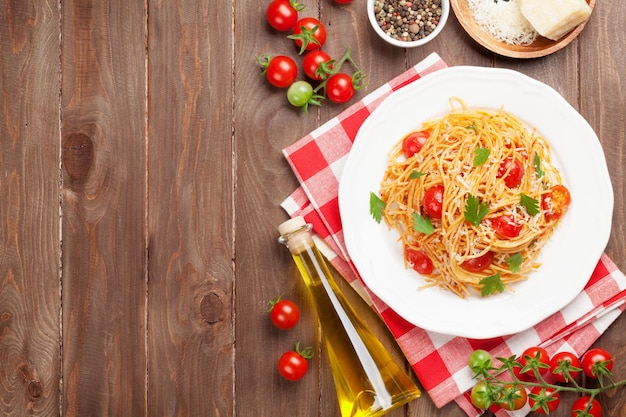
[1,1,625,416]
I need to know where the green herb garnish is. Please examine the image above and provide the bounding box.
[534,152,545,178]
[473,147,491,166]
[464,194,490,227]
[409,170,426,179]
[505,253,523,273]
[520,193,540,216]
[479,272,504,296]
[466,121,480,132]
[369,192,386,223]
[412,213,434,235]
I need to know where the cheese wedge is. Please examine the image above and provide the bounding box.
[518,0,591,41]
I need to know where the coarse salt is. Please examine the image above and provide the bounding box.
[467,0,538,45]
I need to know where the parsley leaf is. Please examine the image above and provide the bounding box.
[520,193,540,216]
[466,121,479,132]
[473,147,491,166]
[412,213,434,235]
[534,152,545,178]
[479,272,504,296]
[369,192,386,223]
[410,170,426,179]
[505,253,523,273]
[464,194,490,227]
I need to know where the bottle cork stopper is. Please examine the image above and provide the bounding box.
[278,216,306,236]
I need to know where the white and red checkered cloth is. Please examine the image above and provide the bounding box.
[280,53,626,417]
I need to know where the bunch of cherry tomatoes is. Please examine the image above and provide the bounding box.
[468,345,622,416]
[258,0,365,112]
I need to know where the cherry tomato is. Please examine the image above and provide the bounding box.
[470,380,490,410]
[302,50,333,80]
[423,185,444,220]
[529,386,560,414]
[401,131,429,158]
[461,251,495,273]
[549,351,581,383]
[287,80,318,111]
[497,157,524,188]
[404,246,433,275]
[581,348,613,379]
[266,0,301,31]
[468,349,493,374]
[278,343,313,381]
[334,0,353,3]
[542,184,571,221]
[571,396,602,417]
[513,363,534,382]
[519,346,550,380]
[326,73,354,104]
[290,17,327,53]
[498,384,528,411]
[491,215,522,239]
[268,297,300,330]
[258,55,298,88]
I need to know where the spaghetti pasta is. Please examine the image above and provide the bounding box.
[379,98,570,298]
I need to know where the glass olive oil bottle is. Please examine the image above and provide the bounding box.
[278,217,421,417]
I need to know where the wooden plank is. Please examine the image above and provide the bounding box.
[146,1,234,415]
[60,1,147,416]
[0,1,61,416]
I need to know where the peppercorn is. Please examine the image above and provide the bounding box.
[373,0,442,42]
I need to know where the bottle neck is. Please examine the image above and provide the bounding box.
[279,224,314,255]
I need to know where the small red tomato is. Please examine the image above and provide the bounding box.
[542,184,571,221]
[334,0,353,3]
[302,50,333,80]
[461,251,495,273]
[491,215,522,239]
[278,343,313,381]
[497,157,524,188]
[581,348,613,379]
[258,55,298,88]
[519,346,550,380]
[529,386,560,414]
[268,297,300,330]
[571,396,602,417]
[266,0,301,31]
[423,185,444,219]
[401,131,429,158]
[325,73,354,104]
[290,17,327,53]
[498,384,528,411]
[404,246,433,275]
[549,351,581,383]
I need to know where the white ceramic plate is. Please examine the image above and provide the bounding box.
[338,66,613,339]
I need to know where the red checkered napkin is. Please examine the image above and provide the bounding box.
[280,53,626,416]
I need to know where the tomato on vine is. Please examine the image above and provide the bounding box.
[550,351,581,383]
[287,80,323,112]
[498,384,527,411]
[267,296,300,330]
[529,386,560,414]
[302,50,333,80]
[257,54,298,88]
[581,348,613,380]
[571,396,602,417]
[278,342,313,381]
[519,346,551,379]
[470,380,491,410]
[325,73,355,104]
[289,17,327,54]
[266,0,304,31]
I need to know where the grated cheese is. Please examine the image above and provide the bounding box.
[467,0,538,45]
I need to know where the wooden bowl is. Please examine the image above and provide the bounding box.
[450,0,595,58]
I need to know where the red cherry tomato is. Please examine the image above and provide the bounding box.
[268,298,300,330]
[278,343,313,381]
[334,0,353,3]
[519,346,550,380]
[581,348,613,379]
[291,17,327,53]
[571,396,602,417]
[302,50,333,80]
[325,73,354,104]
[542,184,571,221]
[498,384,528,411]
[497,157,524,188]
[423,185,444,219]
[461,251,495,272]
[401,131,429,158]
[529,386,560,414]
[549,351,581,383]
[404,246,434,275]
[266,0,300,31]
[259,55,298,88]
[491,215,522,239]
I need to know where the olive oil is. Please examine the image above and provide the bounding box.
[279,217,421,417]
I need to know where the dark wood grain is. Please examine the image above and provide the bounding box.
[1,0,625,416]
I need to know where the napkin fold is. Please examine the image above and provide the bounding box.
[280,53,626,416]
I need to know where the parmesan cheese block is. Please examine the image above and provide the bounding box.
[518,0,591,41]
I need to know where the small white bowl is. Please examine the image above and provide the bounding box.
[367,0,450,48]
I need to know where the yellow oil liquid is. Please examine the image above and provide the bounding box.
[291,243,421,417]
